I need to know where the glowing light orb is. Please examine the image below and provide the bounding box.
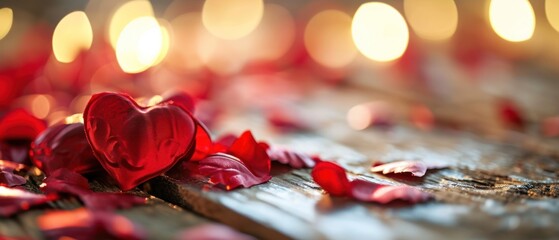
[108,0,154,48]
[352,2,409,62]
[489,0,535,42]
[0,8,13,40]
[52,11,93,63]
[202,0,264,40]
[404,0,458,41]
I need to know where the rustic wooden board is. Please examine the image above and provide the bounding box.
[148,127,559,240]
[0,175,215,240]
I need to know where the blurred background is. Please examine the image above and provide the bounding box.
[1,0,559,139]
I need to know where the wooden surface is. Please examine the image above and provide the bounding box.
[2,86,559,239]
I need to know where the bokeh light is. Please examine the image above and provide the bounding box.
[305,10,357,68]
[352,2,409,62]
[546,0,559,32]
[0,8,13,40]
[489,0,535,42]
[52,11,93,63]
[116,17,169,73]
[108,0,154,48]
[28,95,53,119]
[202,0,264,40]
[404,0,458,41]
[168,12,205,71]
[250,4,295,61]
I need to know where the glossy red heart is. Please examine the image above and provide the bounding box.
[84,92,196,190]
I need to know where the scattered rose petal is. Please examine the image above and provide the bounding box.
[311,161,350,196]
[498,99,525,130]
[0,186,56,217]
[266,145,316,168]
[227,131,271,177]
[349,179,431,204]
[190,121,213,161]
[370,160,448,177]
[38,208,146,240]
[30,123,101,176]
[41,169,145,211]
[0,140,33,165]
[409,104,434,131]
[312,161,431,204]
[0,170,26,187]
[542,116,559,137]
[0,109,47,141]
[191,153,271,190]
[176,223,256,240]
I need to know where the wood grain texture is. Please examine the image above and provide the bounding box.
[148,129,559,240]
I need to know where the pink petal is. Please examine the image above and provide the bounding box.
[0,186,56,217]
[191,153,271,190]
[350,179,431,204]
[266,146,316,168]
[370,160,447,177]
[0,170,26,187]
[176,223,255,240]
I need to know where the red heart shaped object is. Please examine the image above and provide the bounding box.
[84,92,196,190]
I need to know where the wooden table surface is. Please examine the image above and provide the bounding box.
[2,85,559,240]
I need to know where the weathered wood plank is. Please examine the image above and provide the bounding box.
[148,130,559,240]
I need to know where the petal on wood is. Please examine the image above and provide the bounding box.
[311,161,350,196]
[0,186,55,217]
[266,145,316,168]
[350,179,431,204]
[370,160,448,177]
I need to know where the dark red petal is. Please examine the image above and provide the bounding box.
[193,153,271,190]
[227,131,270,177]
[498,99,525,129]
[0,186,56,217]
[38,209,146,240]
[30,123,101,176]
[0,109,47,141]
[161,91,196,114]
[311,161,350,196]
[0,170,26,187]
[176,223,256,240]
[0,141,32,165]
[191,121,213,161]
[80,192,146,211]
[350,179,431,203]
[266,146,316,168]
[41,168,91,196]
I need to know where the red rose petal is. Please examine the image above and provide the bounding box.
[84,92,197,190]
[192,153,272,190]
[311,161,350,196]
[191,121,213,161]
[498,99,525,130]
[38,208,146,240]
[350,179,431,204]
[0,109,47,141]
[266,145,316,168]
[0,171,26,187]
[0,186,56,217]
[176,223,256,240]
[41,169,145,211]
[227,131,271,177]
[31,123,101,176]
[312,162,431,203]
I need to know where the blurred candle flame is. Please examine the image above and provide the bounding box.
[305,10,357,68]
[202,0,264,40]
[52,11,93,63]
[489,0,535,42]
[352,2,409,62]
[0,8,13,40]
[404,0,458,41]
[108,0,155,49]
[116,17,169,73]
[546,0,559,32]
